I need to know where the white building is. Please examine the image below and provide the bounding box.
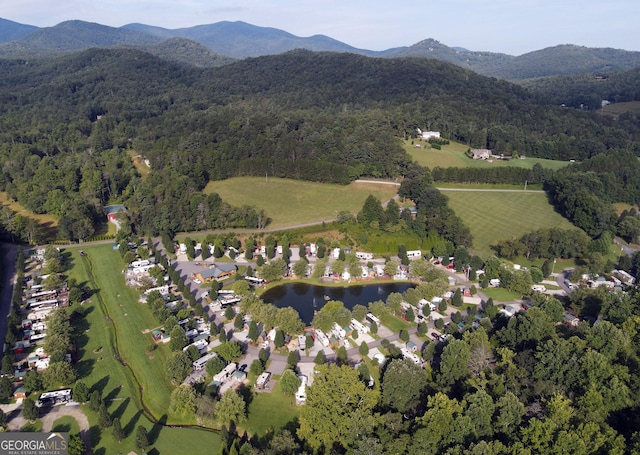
[314,329,330,347]
[406,250,422,259]
[401,347,422,365]
[295,375,308,405]
[355,252,374,260]
[192,352,217,371]
[213,363,237,383]
[350,318,369,334]
[366,313,380,325]
[331,322,346,339]
[256,372,271,390]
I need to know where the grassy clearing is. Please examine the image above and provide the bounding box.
[404,140,570,171]
[127,150,151,180]
[380,313,412,332]
[0,193,58,227]
[601,101,640,119]
[0,192,58,240]
[613,202,637,214]
[79,245,178,419]
[244,380,300,436]
[482,288,524,302]
[204,177,398,228]
[443,190,577,258]
[52,416,81,434]
[65,247,221,454]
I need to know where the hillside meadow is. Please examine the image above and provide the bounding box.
[204,177,399,227]
[404,139,571,171]
[442,189,578,258]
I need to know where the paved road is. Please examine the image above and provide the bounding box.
[0,243,19,365]
[4,403,91,452]
[437,188,544,193]
[615,237,639,256]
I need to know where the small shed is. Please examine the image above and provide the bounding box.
[406,341,418,353]
[233,370,247,383]
[14,386,26,399]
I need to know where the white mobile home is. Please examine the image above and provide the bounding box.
[366,313,380,325]
[295,375,308,405]
[406,250,422,259]
[314,329,330,347]
[401,347,422,365]
[355,252,374,261]
[213,362,237,383]
[192,352,217,371]
[350,318,369,334]
[256,372,271,390]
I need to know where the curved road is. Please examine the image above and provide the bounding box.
[4,404,91,452]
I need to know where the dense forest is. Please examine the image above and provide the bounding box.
[521,67,640,110]
[0,47,639,239]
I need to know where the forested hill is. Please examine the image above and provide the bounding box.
[1,47,639,163]
[520,66,640,110]
[0,18,38,42]
[3,18,640,80]
[1,47,640,238]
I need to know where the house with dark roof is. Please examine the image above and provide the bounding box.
[195,263,237,282]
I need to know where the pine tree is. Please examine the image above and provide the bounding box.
[274,330,285,348]
[135,425,149,452]
[98,403,112,429]
[248,321,259,343]
[112,417,124,442]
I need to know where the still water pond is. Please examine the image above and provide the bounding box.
[261,282,415,325]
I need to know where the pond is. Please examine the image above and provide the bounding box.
[261,282,415,325]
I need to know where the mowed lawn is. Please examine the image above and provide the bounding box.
[65,246,221,454]
[443,190,578,258]
[404,140,570,171]
[244,379,300,436]
[204,177,399,228]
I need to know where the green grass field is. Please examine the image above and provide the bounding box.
[244,379,300,436]
[482,288,524,302]
[204,177,399,228]
[404,140,570,171]
[442,190,578,258]
[65,246,221,454]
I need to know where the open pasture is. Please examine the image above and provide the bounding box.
[204,177,399,228]
[404,140,570,171]
[442,189,577,258]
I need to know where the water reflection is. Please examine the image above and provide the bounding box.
[261,282,415,325]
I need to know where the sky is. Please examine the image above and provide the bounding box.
[4,0,640,55]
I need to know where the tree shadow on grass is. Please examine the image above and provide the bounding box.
[91,375,110,395]
[89,424,101,449]
[110,397,130,422]
[148,414,167,445]
[75,359,96,379]
[124,409,142,438]
[104,385,123,404]
[52,422,71,432]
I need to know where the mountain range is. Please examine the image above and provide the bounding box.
[2,17,640,80]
